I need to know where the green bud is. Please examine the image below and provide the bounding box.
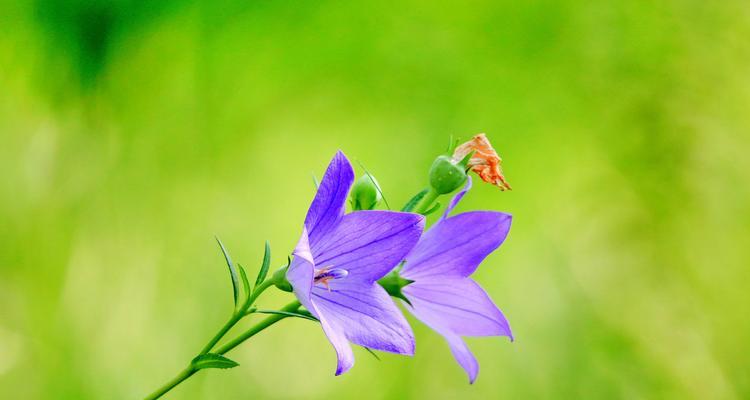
[429,155,467,194]
[350,174,382,211]
[377,270,414,306]
[271,266,293,292]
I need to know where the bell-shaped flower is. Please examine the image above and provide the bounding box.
[400,177,512,383]
[287,151,425,375]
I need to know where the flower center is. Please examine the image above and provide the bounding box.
[314,266,348,290]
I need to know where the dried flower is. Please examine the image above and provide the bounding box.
[452,133,512,190]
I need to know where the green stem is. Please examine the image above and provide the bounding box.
[143,366,197,400]
[414,188,439,215]
[216,301,301,355]
[199,279,275,355]
[143,301,301,399]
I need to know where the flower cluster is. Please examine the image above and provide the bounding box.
[288,147,512,382]
[145,135,514,399]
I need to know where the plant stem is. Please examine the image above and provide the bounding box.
[198,279,274,355]
[143,301,301,399]
[143,366,197,400]
[414,188,439,215]
[216,301,301,355]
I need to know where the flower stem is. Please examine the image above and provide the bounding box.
[414,188,439,215]
[143,279,283,400]
[199,279,274,355]
[143,366,197,400]
[216,300,301,355]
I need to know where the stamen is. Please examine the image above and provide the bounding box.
[314,266,349,291]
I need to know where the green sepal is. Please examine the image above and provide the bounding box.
[402,189,429,212]
[377,271,414,307]
[254,241,271,289]
[215,236,240,308]
[191,353,239,370]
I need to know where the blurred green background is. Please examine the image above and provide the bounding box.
[2,0,749,398]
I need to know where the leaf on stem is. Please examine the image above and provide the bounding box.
[255,309,319,322]
[255,241,271,288]
[423,201,441,216]
[401,189,429,212]
[215,236,240,308]
[192,353,239,370]
[238,264,251,301]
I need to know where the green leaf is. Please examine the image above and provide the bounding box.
[238,264,251,300]
[255,309,319,322]
[191,353,239,370]
[423,201,441,216]
[402,189,429,212]
[255,241,271,288]
[215,236,239,307]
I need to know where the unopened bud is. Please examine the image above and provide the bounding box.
[429,155,468,194]
[350,174,382,211]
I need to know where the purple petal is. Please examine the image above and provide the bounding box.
[286,228,355,375]
[305,151,355,246]
[312,211,424,283]
[402,278,512,338]
[443,331,480,384]
[311,282,415,356]
[402,211,511,280]
[442,176,472,219]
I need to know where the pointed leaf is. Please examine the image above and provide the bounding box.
[255,309,319,322]
[423,201,441,216]
[192,353,239,370]
[215,236,239,307]
[402,189,429,212]
[254,241,271,288]
[238,264,251,300]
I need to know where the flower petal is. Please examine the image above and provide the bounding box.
[442,176,472,219]
[305,151,355,246]
[443,331,480,384]
[402,278,512,338]
[286,228,355,375]
[312,210,424,283]
[402,211,511,280]
[311,282,415,356]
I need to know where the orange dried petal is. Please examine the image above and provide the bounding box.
[453,133,512,191]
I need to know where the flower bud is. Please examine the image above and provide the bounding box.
[350,174,382,211]
[272,266,293,292]
[429,155,468,194]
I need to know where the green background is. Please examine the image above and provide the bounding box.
[2,1,749,398]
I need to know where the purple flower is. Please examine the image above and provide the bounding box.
[400,177,513,383]
[287,151,425,375]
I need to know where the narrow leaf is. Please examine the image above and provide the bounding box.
[255,241,271,288]
[215,236,239,307]
[238,264,251,300]
[423,201,441,216]
[192,353,239,370]
[402,189,429,212]
[255,309,319,322]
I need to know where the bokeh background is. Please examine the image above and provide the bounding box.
[2,0,749,399]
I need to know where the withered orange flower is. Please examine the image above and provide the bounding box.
[452,133,512,191]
